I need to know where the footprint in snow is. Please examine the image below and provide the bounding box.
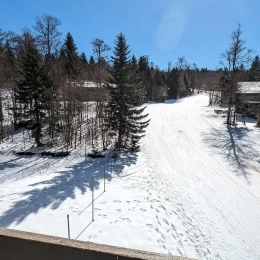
[120,217,131,222]
[163,218,169,225]
[177,248,183,257]
[172,210,177,215]
[146,224,154,228]
[171,232,176,239]
[161,205,166,211]
[98,214,107,218]
[110,220,119,224]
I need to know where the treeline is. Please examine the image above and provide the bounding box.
[0,15,151,150]
[1,16,259,149]
[0,14,214,150]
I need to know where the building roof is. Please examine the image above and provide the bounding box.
[246,100,260,104]
[69,81,99,88]
[238,82,260,94]
[61,86,108,102]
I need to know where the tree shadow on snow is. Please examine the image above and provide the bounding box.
[0,155,62,184]
[203,125,260,185]
[0,152,138,227]
[0,157,21,171]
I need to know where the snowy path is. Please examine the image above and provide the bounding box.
[142,95,260,259]
[1,94,260,259]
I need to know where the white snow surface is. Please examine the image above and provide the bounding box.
[238,81,260,93]
[1,94,260,259]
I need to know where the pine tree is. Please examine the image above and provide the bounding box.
[79,52,88,79]
[138,56,149,72]
[106,33,150,150]
[16,41,53,146]
[88,55,95,81]
[89,55,95,65]
[167,68,180,99]
[138,56,153,100]
[80,52,88,65]
[131,55,137,67]
[63,32,79,80]
[249,55,260,81]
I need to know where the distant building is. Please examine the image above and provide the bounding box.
[61,81,108,102]
[238,82,260,102]
[238,82,260,117]
[219,82,260,117]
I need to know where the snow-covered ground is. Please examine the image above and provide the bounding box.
[1,94,260,260]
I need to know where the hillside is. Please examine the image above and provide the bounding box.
[1,94,260,260]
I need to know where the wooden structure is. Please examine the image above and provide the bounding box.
[60,82,108,102]
[238,82,260,117]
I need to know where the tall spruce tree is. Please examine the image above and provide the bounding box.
[63,32,79,80]
[79,52,88,78]
[16,40,53,146]
[138,56,153,100]
[131,54,137,67]
[249,55,260,81]
[80,52,88,65]
[106,33,150,150]
[167,68,180,99]
[88,55,95,81]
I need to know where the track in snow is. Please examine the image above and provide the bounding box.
[1,94,260,260]
[142,95,260,259]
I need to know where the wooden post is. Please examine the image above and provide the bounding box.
[104,156,106,192]
[92,177,94,221]
[67,214,70,239]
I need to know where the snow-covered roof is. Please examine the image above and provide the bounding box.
[66,81,115,88]
[83,81,99,87]
[246,100,260,104]
[66,81,103,87]
[238,82,260,94]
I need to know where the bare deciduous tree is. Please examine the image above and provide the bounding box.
[220,24,253,125]
[33,14,62,62]
[91,38,110,150]
[91,38,110,87]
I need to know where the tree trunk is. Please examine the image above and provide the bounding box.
[257,107,260,127]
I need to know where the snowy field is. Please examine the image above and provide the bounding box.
[1,94,260,260]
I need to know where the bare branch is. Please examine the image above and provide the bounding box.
[33,14,62,59]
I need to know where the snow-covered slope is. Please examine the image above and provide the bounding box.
[1,94,260,260]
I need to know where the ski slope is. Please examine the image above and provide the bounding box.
[1,94,260,260]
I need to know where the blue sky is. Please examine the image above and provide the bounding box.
[0,0,259,70]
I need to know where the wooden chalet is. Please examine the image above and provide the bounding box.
[60,81,108,102]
